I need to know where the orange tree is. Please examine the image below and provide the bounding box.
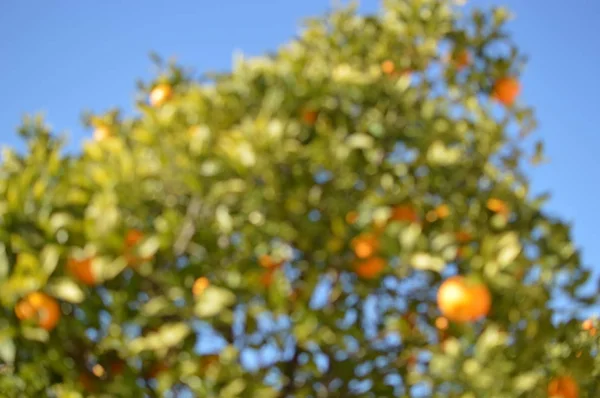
[0,0,598,396]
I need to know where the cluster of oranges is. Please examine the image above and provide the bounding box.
[93,84,173,141]
[15,228,150,331]
[351,232,386,279]
[350,204,425,279]
[381,47,520,107]
[14,292,61,331]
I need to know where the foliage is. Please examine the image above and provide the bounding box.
[0,0,598,396]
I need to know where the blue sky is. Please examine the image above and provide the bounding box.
[1,0,599,297]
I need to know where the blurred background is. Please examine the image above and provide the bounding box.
[1,0,599,302]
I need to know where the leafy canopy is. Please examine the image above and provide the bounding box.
[0,0,597,397]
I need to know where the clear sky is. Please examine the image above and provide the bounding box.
[1,0,599,300]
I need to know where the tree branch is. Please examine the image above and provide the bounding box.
[280,343,301,398]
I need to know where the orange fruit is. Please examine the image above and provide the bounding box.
[345,211,359,225]
[548,375,579,398]
[492,77,520,106]
[437,276,491,322]
[92,364,105,378]
[67,257,96,286]
[453,49,471,69]
[192,277,210,297]
[149,83,173,107]
[455,231,472,244]
[486,198,509,215]
[381,60,395,75]
[389,205,419,223]
[14,300,35,321]
[435,204,450,219]
[351,233,379,259]
[15,292,61,331]
[260,269,275,287]
[354,257,386,279]
[582,319,597,336]
[93,125,112,141]
[301,109,318,125]
[435,317,449,330]
[125,229,144,248]
[469,284,492,320]
[124,229,152,266]
[259,255,283,269]
[426,204,450,223]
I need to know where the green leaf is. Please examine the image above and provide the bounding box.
[0,244,8,280]
[194,286,236,318]
[409,252,445,272]
[40,245,60,276]
[219,379,246,398]
[0,337,15,364]
[47,278,85,304]
[159,322,191,349]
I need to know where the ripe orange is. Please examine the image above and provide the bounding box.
[453,49,471,70]
[455,231,472,244]
[437,276,491,322]
[389,205,419,223]
[14,300,35,321]
[351,233,379,259]
[354,257,386,279]
[486,198,509,215]
[124,229,152,266]
[125,229,144,247]
[93,125,112,141]
[548,375,579,398]
[426,204,450,223]
[15,292,61,331]
[259,255,283,269]
[345,211,359,225]
[68,257,97,286]
[469,284,492,320]
[381,60,395,75]
[301,109,318,125]
[435,317,449,330]
[260,269,275,287]
[149,83,173,107]
[492,77,520,106]
[192,277,210,297]
[582,319,597,336]
[435,204,450,219]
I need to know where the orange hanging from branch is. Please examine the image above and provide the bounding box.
[351,233,379,259]
[354,257,386,279]
[492,77,520,106]
[15,292,61,331]
[547,375,579,398]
